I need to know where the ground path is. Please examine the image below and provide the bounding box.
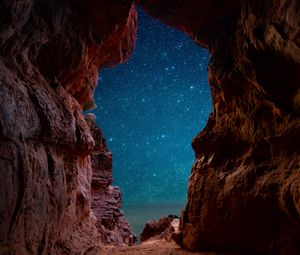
[106,240,225,255]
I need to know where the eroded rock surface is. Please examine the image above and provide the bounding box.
[86,114,135,246]
[140,215,179,242]
[138,0,300,254]
[0,1,136,254]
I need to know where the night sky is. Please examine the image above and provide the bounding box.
[93,8,211,205]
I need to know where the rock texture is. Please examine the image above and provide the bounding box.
[86,114,135,246]
[0,1,136,254]
[137,1,300,254]
[140,215,179,242]
[1,0,300,254]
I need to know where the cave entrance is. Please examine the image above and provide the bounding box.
[92,8,211,237]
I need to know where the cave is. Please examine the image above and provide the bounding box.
[0,1,299,255]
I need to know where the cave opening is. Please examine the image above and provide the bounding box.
[91,8,212,237]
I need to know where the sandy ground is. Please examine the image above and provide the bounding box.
[106,240,225,255]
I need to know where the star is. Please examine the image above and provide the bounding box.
[91,7,211,209]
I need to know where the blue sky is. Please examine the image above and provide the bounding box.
[92,8,211,204]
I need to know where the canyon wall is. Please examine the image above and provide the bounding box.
[86,114,135,247]
[137,0,300,254]
[0,1,136,254]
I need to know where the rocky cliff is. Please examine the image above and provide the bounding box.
[85,114,135,247]
[137,0,300,254]
[0,1,136,254]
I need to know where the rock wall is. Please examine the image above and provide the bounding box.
[0,1,136,254]
[85,114,135,246]
[137,0,300,254]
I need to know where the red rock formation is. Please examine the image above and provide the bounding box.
[1,0,300,254]
[0,1,136,254]
[137,1,300,254]
[85,114,136,246]
[140,215,179,242]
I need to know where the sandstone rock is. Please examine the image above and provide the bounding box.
[0,1,136,254]
[86,114,136,246]
[138,1,300,254]
[140,215,179,242]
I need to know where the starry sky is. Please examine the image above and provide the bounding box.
[93,8,211,205]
